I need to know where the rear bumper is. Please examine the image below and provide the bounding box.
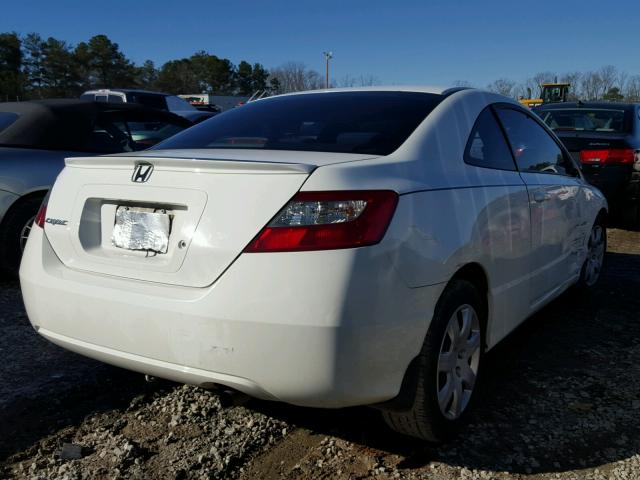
[20,226,444,408]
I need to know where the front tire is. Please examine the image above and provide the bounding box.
[382,279,485,442]
[575,217,606,290]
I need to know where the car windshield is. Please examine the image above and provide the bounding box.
[154,91,443,155]
[537,108,629,133]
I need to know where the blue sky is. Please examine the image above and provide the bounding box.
[3,0,640,87]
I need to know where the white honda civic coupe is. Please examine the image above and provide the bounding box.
[20,87,607,441]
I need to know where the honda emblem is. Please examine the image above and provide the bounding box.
[132,163,154,183]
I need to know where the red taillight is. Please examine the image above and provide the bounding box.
[244,190,399,253]
[34,197,48,228]
[580,149,636,165]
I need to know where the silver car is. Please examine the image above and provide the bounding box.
[0,99,192,276]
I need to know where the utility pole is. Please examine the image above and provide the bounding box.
[323,51,333,89]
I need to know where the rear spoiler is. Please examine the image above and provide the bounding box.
[65,156,315,174]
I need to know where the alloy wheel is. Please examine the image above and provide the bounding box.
[437,304,481,420]
[584,224,605,287]
[19,216,35,253]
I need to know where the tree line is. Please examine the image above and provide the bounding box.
[483,65,640,102]
[4,31,639,103]
[0,32,334,101]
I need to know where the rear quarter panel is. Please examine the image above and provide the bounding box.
[385,183,531,348]
[304,90,532,348]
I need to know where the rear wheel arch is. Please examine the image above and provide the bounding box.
[376,262,490,416]
[449,262,490,339]
[380,276,486,440]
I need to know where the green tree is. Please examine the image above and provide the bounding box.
[136,60,158,89]
[22,33,47,98]
[236,61,269,95]
[75,34,137,89]
[267,75,281,94]
[236,60,253,95]
[190,51,235,94]
[250,63,269,92]
[40,37,81,97]
[603,86,624,101]
[0,32,23,100]
[155,59,200,94]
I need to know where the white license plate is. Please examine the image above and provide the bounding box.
[112,206,171,254]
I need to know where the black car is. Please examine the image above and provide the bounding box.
[0,99,192,277]
[534,102,640,224]
[80,89,217,123]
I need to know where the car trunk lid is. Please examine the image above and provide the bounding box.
[43,152,374,287]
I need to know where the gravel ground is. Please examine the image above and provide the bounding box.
[1,228,639,480]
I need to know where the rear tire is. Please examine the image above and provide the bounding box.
[0,197,42,278]
[574,215,606,291]
[382,279,485,442]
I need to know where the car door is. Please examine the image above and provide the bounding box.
[463,106,532,343]
[495,107,584,309]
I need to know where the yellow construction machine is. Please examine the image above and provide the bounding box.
[519,82,570,108]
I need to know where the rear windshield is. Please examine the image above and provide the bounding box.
[537,108,630,133]
[0,112,19,133]
[154,92,443,155]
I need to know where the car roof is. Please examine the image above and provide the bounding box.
[0,99,191,150]
[267,85,469,99]
[83,88,172,97]
[535,101,638,111]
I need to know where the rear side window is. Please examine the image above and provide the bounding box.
[0,112,19,134]
[464,108,515,171]
[496,108,574,176]
[154,92,443,156]
[537,108,629,133]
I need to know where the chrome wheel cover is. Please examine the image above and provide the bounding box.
[437,304,481,420]
[19,216,35,253]
[584,224,605,287]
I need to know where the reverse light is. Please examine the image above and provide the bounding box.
[580,149,636,165]
[244,190,399,252]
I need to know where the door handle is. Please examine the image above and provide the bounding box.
[533,191,551,203]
